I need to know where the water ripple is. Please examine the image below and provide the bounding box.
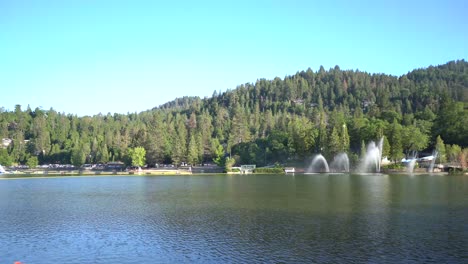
[0,175,466,263]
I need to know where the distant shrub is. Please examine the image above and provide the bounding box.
[254,167,284,174]
[382,163,404,169]
[448,168,466,175]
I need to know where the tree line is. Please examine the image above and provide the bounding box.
[1,60,467,169]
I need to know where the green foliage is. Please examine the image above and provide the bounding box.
[224,157,236,172]
[388,120,404,163]
[128,147,146,167]
[434,101,468,146]
[212,139,225,167]
[99,144,110,163]
[382,136,391,158]
[0,60,467,169]
[327,126,341,157]
[254,167,285,174]
[187,134,199,165]
[70,147,86,167]
[381,110,402,123]
[233,142,261,165]
[231,132,289,167]
[340,124,350,153]
[382,163,405,169]
[446,144,462,164]
[435,136,446,163]
[459,148,467,169]
[172,118,187,166]
[401,125,429,154]
[26,156,39,169]
[316,112,328,153]
[287,116,317,158]
[0,149,13,166]
[268,130,289,162]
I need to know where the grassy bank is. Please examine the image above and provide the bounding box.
[2,169,193,177]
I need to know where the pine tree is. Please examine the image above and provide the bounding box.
[187,134,199,165]
[70,147,86,167]
[317,111,328,153]
[172,121,187,166]
[382,136,391,158]
[328,126,341,157]
[340,123,350,153]
[26,156,39,169]
[435,135,447,163]
[100,144,110,163]
[212,139,225,167]
[388,120,404,163]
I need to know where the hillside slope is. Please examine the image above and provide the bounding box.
[1,60,467,167]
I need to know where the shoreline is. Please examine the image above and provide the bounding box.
[0,171,457,180]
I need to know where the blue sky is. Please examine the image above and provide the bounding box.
[1,0,467,116]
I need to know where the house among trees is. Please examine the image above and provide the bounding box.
[292,99,304,105]
[362,99,373,108]
[1,138,12,149]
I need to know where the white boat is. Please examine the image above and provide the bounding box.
[284,167,295,173]
[0,164,6,174]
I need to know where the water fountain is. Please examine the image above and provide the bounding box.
[405,150,418,174]
[307,154,330,173]
[378,137,383,160]
[307,137,384,174]
[406,159,417,174]
[428,150,438,173]
[330,152,350,173]
[358,137,383,173]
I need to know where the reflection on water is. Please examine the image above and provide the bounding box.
[0,174,467,263]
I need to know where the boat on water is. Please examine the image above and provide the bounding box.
[0,164,6,174]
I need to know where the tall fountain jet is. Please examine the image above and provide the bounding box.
[407,159,417,174]
[358,137,384,173]
[330,152,350,173]
[307,153,350,173]
[307,154,330,173]
[428,150,438,173]
[406,150,418,174]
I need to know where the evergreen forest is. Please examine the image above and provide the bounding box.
[1,60,467,169]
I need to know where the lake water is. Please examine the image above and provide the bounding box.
[0,174,467,263]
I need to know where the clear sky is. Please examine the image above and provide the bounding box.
[1,0,467,116]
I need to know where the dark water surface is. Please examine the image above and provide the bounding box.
[0,174,467,263]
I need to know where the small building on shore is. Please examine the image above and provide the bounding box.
[240,165,256,174]
[105,162,125,171]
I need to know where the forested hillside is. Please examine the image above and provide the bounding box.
[1,60,467,168]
